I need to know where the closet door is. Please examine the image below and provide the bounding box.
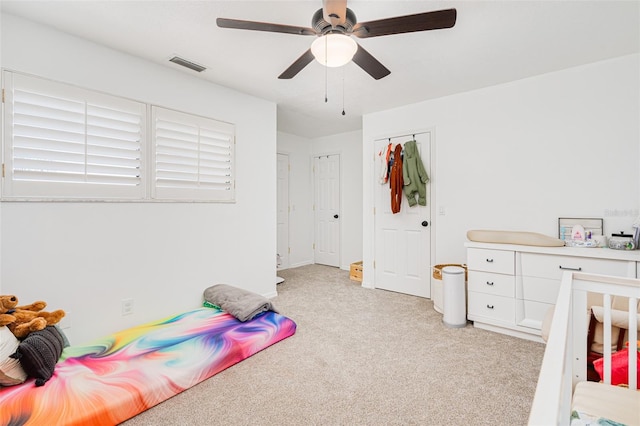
[374,132,431,298]
[314,154,340,267]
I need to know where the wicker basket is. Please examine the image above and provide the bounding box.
[433,263,468,281]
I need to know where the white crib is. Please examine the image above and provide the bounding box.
[528,271,640,426]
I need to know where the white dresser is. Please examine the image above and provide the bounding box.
[465,242,640,342]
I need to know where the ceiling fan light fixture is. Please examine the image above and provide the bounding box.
[311,34,357,67]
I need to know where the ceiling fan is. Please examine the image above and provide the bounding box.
[217,0,457,80]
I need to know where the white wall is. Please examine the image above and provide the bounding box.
[363,54,640,287]
[277,132,314,268]
[312,130,363,269]
[1,14,278,345]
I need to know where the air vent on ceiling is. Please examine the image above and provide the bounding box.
[169,56,206,73]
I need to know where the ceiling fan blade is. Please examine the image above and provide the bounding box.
[217,18,316,36]
[352,44,390,80]
[353,8,457,38]
[322,0,348,27]
[278,49,315,79]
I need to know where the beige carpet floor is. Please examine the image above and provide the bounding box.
[123,264,545,425]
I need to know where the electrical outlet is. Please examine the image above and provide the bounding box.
[121,298,134,316]
[439,206,446,216]
[59,312,72,329]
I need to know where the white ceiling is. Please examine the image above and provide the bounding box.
[2,1,638,139]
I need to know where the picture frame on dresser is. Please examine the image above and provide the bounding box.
[558,217,603,240]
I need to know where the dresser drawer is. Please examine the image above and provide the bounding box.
[517,276,560,304]
[468,271,514,298]
[467,248,515,275]
[519,253,632,280]
[468,292,514,324]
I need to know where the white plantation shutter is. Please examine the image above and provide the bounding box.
[152,107,235,201]
[2,72,236,202]
[3,72,145,199]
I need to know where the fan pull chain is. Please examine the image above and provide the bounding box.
[324,36,328,103]
[341,66,346,116]
[324,66,328,103]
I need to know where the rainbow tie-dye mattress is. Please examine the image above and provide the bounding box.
[0,307,297,425]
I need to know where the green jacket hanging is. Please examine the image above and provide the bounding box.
[402,140,429,207]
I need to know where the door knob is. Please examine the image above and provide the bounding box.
[421,221,429,227]
[334,214,339,219]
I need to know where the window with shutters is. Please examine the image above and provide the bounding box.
[2,71,236,202]
[151,107,235,201]
[2,71,146,200]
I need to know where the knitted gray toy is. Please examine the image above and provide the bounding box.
[10,326,64,386]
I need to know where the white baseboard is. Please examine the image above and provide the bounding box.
[472,321,545,343]
[280,260,314,270]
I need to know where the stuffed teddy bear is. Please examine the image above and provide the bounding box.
[0,295,65,339]
[0,314,15,327]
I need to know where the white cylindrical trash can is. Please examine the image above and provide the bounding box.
[442,265,467,328]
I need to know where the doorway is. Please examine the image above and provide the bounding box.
[373,132,432,297]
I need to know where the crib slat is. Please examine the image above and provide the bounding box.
[603,294,611,385]
[629,297,638,390]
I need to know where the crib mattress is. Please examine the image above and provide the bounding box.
[572,381,640,425]
[0,307,297,426]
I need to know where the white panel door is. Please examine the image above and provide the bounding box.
[314,154,340,267]
[374,132,431,297]
[276,153,289,270]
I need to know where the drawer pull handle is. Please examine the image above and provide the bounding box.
[486,281,494,286]
[486,304,494,309]
[559,265,582,271]
[485,258,494,263]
